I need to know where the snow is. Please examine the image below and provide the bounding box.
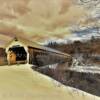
[0,64,99,100]
[68,65,100,74]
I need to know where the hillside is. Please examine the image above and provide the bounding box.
[0,64,99,100]
[46,37,100,65]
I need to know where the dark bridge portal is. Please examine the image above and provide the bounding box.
[9,46,27,64]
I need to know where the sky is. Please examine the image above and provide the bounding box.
[0,0,99,46]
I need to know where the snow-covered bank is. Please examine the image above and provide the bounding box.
[68,65,100,74]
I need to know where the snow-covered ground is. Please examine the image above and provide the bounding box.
[0,64,99,100]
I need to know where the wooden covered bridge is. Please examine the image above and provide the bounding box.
[0,37,72,67]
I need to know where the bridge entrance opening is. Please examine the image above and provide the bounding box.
[7,45,27,64]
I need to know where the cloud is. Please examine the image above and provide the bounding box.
[0,0,88,42]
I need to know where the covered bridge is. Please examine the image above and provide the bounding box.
[1,37,72,67]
